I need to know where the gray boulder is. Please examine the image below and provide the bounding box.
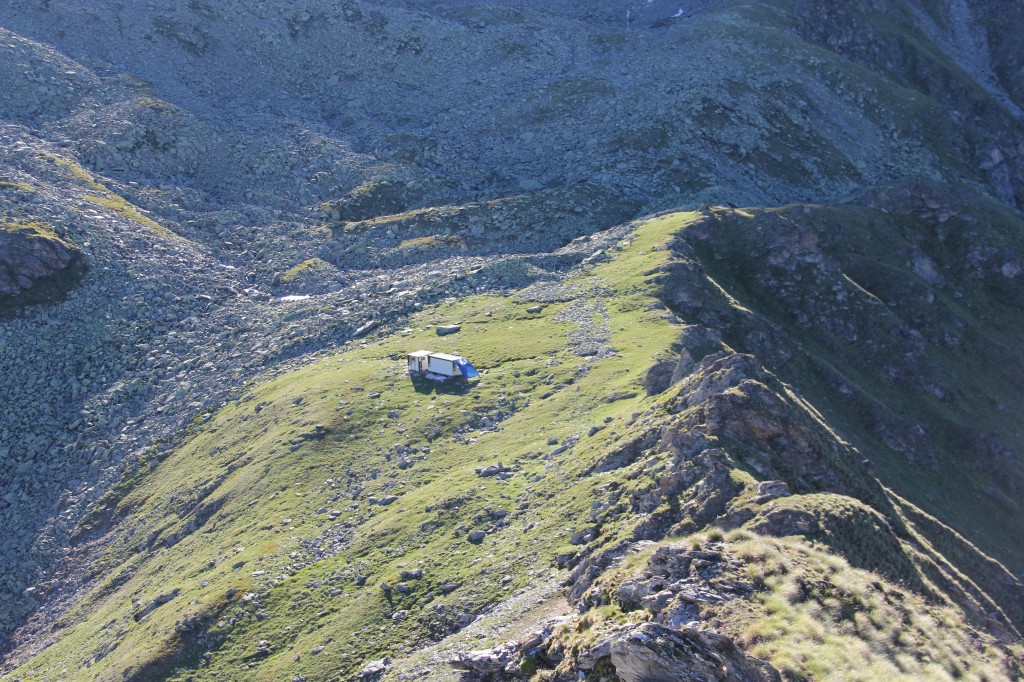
[475,463,509,477]
[450,642,523,679]
[581,623,781,682]
[357,659,388,680]
[752,480,790,504]
[0,223,76,296]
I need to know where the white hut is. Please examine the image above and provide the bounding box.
[407,350,479,381]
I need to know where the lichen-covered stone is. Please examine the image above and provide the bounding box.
[0,222,76,296]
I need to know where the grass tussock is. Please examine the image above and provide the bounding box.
[275,257,335,284]
[0,218,68,244]
[398,234,466,250]
[718,531,1018,681]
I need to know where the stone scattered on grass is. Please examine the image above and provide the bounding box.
[475,463,509,477]
[357,659,388,680]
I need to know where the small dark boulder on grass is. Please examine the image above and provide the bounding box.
[436,324,461,336]
[475,463,508,477]
[642,358,677,395]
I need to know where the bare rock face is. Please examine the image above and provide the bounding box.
[450,642,525,680]
[449,621,781,682]
[584,623,781,682]
[449,542,782,682]
[0,222,76,296]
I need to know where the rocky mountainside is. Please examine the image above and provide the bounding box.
[0,0,1022,680]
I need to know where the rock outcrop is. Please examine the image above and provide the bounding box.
[580,624,781,682]
[450,619,781,682]
[450,642,526,681]
[0,222,76,296]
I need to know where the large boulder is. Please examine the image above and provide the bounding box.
[436,324,462,336]
[0,221,76,296]
[582,623,781,682]
[450,642,524,680]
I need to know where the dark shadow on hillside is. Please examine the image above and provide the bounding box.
[0,257,87,321]
[409,377,478,396]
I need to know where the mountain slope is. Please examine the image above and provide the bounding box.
[4,204,1023,680]
[0,0,1022,680]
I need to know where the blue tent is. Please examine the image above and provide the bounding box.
[455,358,479,379]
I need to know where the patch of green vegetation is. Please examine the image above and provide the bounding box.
[342,203,449,234]
[44,153,184,242]
[746,493,930,594]
[0,218,66,243]
[135,96,175,114]
[321,169,420,223]
[576,530,1019,681]
[275,258,334,285]
[720,532,1018,681]
[47,153,104,188]
[397,234,466,250]
[83,194,165,233]
[728,468,757,489]
[0,179,35,193]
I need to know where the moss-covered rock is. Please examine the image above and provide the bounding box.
[0,219,77,296]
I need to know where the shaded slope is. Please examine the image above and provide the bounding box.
[661,180,1024,588]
